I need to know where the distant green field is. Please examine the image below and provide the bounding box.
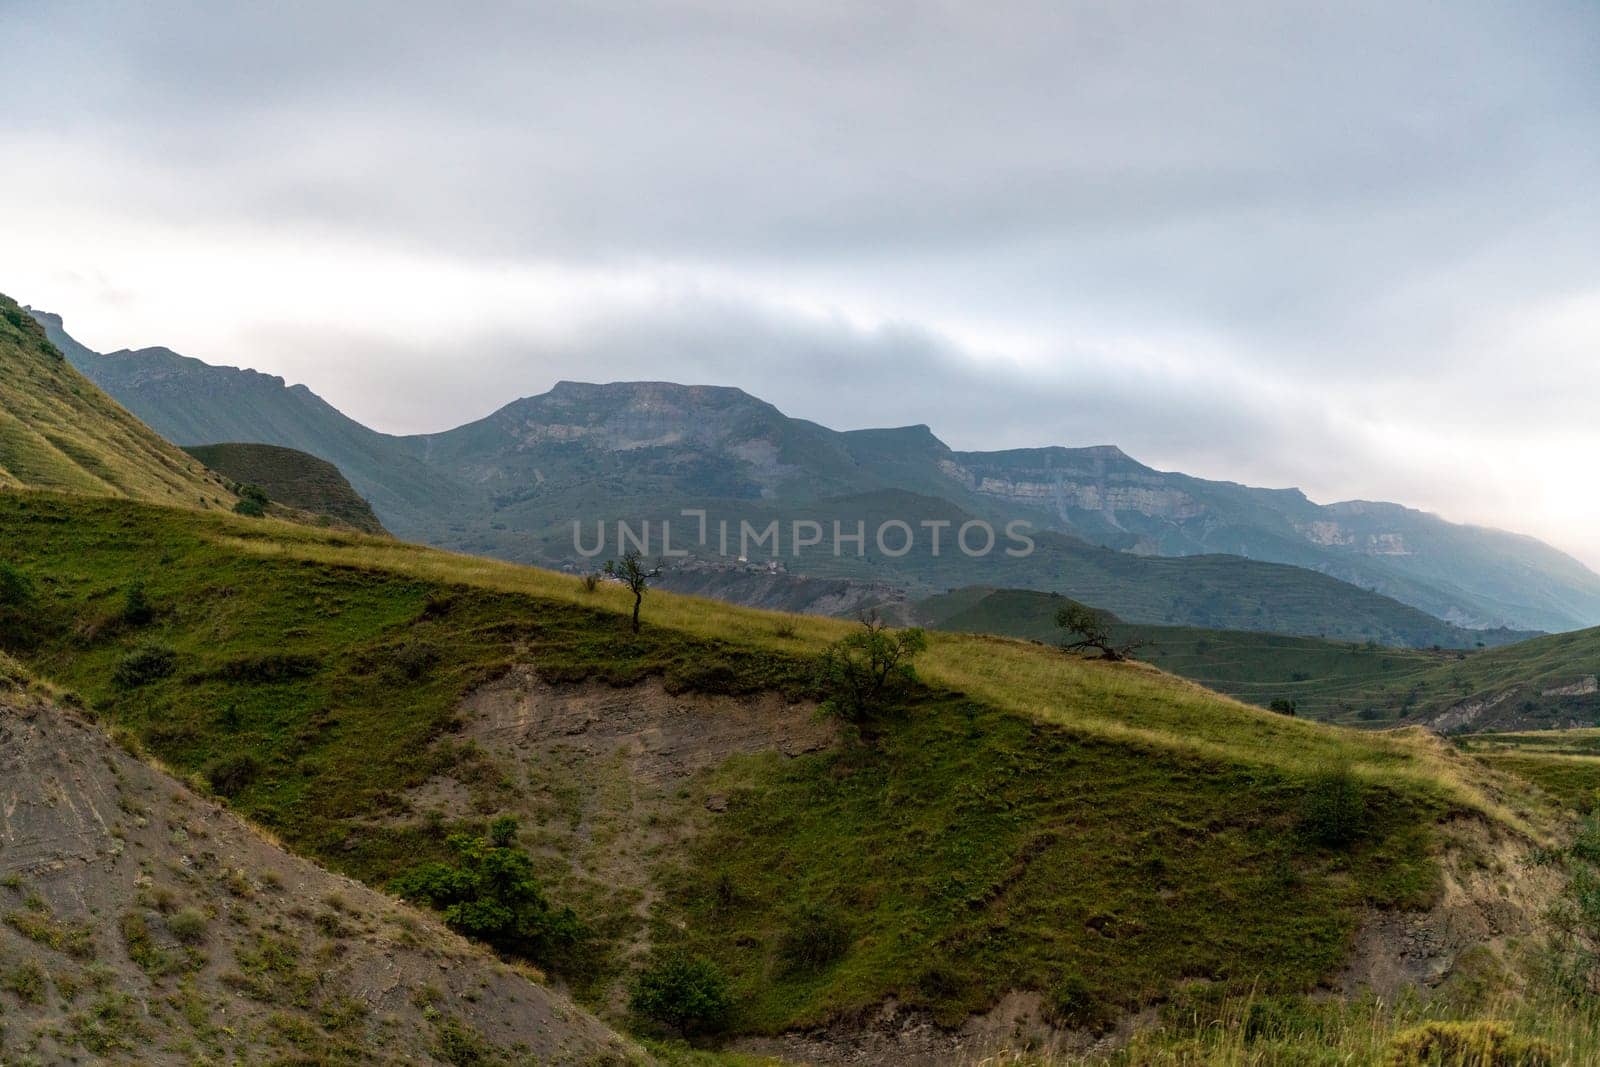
[919,587,1600,730]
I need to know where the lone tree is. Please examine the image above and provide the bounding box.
[1055,602,1143,662]
[817,612,928,740]
[605,550,662,633]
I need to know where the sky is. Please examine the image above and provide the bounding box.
[3,1,1599,567]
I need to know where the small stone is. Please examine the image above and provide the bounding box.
[704,795,728,812]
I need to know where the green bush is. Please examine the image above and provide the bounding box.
[205,753,263,797]
[233,497,266,518]
[216,652,322,683]
[817,613,927,737]
[0,560,37,647]
[390,816,584,967]
[627,951,731,1036]
[1382,1020,1553,1066]
[777,904,851,974]
[113,644,177,688]
[1269,698,1298,716]
[1046,972,1102,1028]
[166,907,209,945]
[1299,763,1367,848]
[121,581,154,626]
[0,561,33,607]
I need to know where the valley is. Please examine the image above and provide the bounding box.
[4,290,1600,1063]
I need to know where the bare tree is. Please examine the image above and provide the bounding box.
[605,551,662,633]
[1055,602,1143,662]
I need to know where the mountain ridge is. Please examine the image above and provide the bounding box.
[32,307,1600,637]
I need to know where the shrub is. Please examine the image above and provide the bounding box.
[0,561,34,608]
[216,652,322,683]
[391,639,441,681]
[2,960,47,1004]
[1269,698,1298,716]
[777,904,851,974]
[581,573,600,593]
[1299,763,1367,848]
[113,644,176,688]
[1382,1020,1553,1066]
[165,907,209,945]
[1046,972,1102,1028]
[817,613,927,736]
[627,951,731,1036]
[0,560,37,647]
[205,753,262,798]
[391,816,584,967]
[233,497,267,518]
[121,581,154,626]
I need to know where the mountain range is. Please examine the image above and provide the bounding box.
[30,307,1600,642]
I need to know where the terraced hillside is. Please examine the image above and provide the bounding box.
[0,294,231,507]
[0,490,1575,1061]
[0,652,642,1065]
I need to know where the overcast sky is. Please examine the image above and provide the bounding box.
[3,1,1598,567]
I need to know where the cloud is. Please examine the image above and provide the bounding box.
[1,1,1598,566]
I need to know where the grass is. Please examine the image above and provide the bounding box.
[919,587,1600,730]
[185,442,387,534]
[0,291,231,507]
[1456,730,1600,812]
[0,490,1552,1039]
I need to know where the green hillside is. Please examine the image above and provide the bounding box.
[0,294,231,507]
[0,490,1551,1049]
[920,586,1600,731]
[185,442,388,534]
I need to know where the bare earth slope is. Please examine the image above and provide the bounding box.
[0,662,643,1066]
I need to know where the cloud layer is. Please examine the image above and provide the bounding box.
[3,1,1598,565]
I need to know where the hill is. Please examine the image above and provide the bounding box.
[1,490,1584,1061]
[0,294,230,508]
[919,587,1599,732]
[32,306,1600,636]
[0,653,641,1065]
[185,442,388,534]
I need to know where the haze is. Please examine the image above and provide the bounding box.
[4,1,1598,566]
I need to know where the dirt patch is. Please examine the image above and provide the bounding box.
[0,689,645,1066]
[1336,816,1563,998]
[732,994,1159,1066]
[459,665,833,786]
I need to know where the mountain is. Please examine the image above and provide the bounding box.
[30,309,468,540]
[0,295,230,507]
[0,654,641,1065]
[944,446,1600,633]
[34,308,1600,639]
[185,442,388,534]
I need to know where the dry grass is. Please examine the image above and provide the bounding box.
[214,522,1528,830]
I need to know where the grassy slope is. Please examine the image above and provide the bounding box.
[0,294,231,507]
[921,587,1600,730]
[186,442,388,534]
[0,492,1544,1039]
